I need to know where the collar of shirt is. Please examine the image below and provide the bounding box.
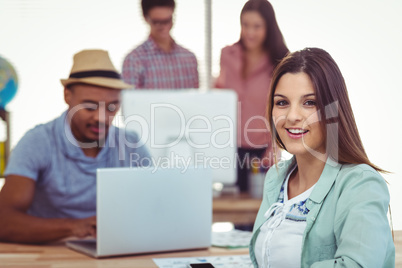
[146,35,178,53]
[57,110,114,164]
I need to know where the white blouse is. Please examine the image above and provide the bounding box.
[255,167,315,268]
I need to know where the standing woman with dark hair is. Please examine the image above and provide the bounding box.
[249,47,395,267]
[216,0,289,192]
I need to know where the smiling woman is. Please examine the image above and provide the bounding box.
[272,72,325,159]
[268,48,386,173]
[249,47,395,268]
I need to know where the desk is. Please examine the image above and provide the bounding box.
[212,193,261,225]
[0,231,401,267]
[0,242,248,267]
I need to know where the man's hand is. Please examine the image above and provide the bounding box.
[70,216,97,238]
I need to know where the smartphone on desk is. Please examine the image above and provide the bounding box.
[187,263,215,268]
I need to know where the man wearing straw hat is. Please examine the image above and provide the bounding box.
[0,49,151,244]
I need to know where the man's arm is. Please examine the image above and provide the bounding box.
[0,175,96,244]
[191,54,199,89]
[122,52,144,89]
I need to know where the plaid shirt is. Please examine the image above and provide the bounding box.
[122,37,199,89]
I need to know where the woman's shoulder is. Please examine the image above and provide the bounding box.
[339,162,382,177]
[336,162,387,187]
[221,42,242,56]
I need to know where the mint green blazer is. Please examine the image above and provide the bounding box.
[249,157,395,268]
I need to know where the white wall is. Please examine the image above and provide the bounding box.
[1,0,401,229]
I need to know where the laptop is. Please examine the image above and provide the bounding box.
[66,166,212,258]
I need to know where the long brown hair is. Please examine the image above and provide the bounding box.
[238,0,288,73]
[267,47,386,173]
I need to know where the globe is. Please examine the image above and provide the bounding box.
[0,56,18,109]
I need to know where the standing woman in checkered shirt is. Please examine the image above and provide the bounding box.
[215,0,289,193]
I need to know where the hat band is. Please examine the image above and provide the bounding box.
[69,70,121,79]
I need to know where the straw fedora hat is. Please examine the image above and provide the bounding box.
[60,49,132,89]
